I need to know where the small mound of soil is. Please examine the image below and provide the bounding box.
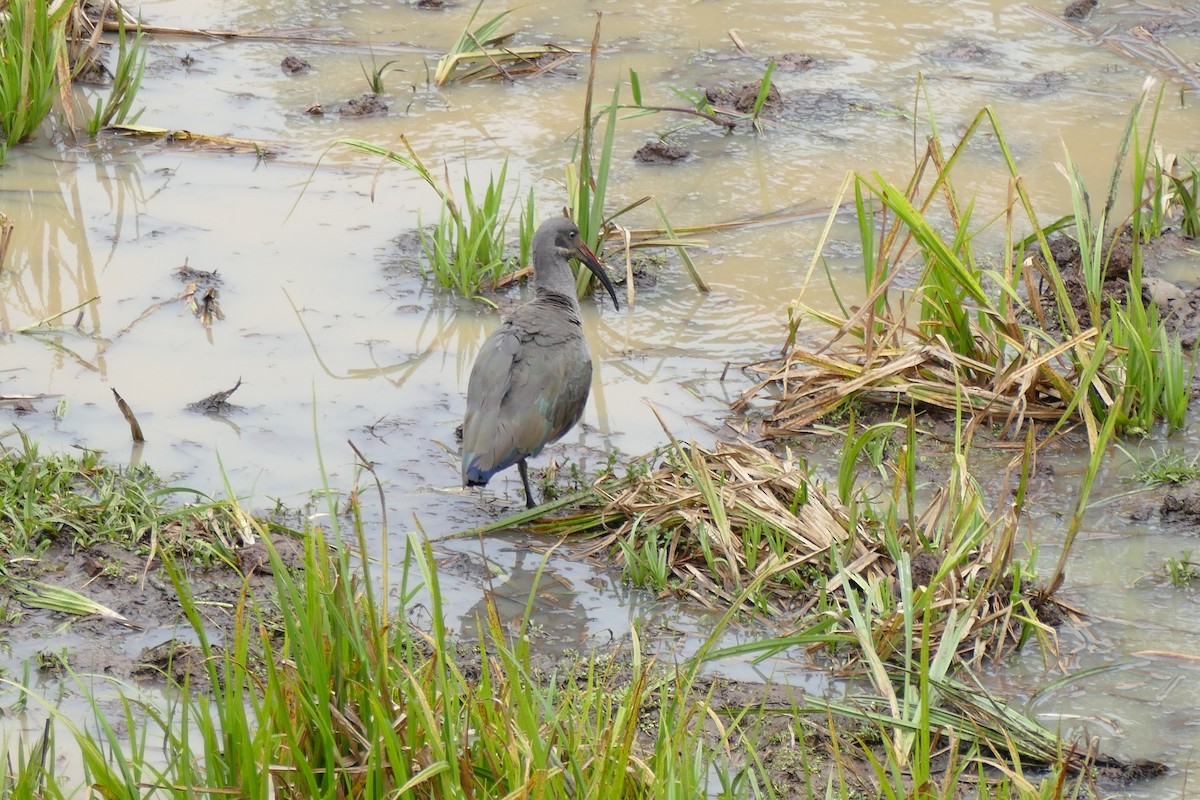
[1143,276,1200,349]
[134,641,212,688]
[1063,0,1098,21]
[73,57,111,86]
[340,94,388,117]
[280,55,311,74]
[176,264,222,284]
[923,40,997,63]
[633,141,690,164]
[1030,234,1133,329]
[1029,230,1200,347]
[774,53,817,71]
[705,82,783,114]
[1160,490,1200,525]
[1012,71,1068,98]
[187,378,243,415]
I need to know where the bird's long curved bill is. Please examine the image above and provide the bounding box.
[573,242,621,311]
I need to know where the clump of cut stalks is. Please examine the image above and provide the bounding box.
[736,81,1189,446]
[432,0,572,86]
[522,409,1061,672]
[459,408,1144,792]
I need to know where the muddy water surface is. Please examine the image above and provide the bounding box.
[3,0,1200,793]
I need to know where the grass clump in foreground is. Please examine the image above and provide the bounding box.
[460,412,1149,796]
[1,487,748,797]
[1,437,1132,800]
[0,431,255,624]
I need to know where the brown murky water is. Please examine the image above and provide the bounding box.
[3,0,1200,792]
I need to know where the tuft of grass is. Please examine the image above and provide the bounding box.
[359,46,401,95]
[739,79,1189,442]
[1118,443,1200,486]
[86,15,146,137]
[13,491,761,798]
[1162,153,1200,237]
[1166,551,1200,587]
[417,159,523,302]
[334,136,529,303]
[0,0,70,147]
[0,719,55,799]
[748,58,776,134]
[0,429,245,565]
[567,18,709,301]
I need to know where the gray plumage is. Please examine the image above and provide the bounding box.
[462,217,620,509]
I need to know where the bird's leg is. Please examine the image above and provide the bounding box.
[517,459,537,509]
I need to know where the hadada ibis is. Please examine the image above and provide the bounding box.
[461,216,620,509]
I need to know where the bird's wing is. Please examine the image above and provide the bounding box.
[462,322,524,484]
[506,333,592,454]
[462,316,594,486]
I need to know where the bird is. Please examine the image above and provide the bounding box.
[461,216,620,509]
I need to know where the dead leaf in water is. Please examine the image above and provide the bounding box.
[112,388,146,443]
[199,287,224,326]
[103,124,279,157]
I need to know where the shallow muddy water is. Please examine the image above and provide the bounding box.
[3,0,1200,793]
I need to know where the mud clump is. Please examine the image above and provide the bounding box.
[1030,234,1133,329]
[1160,490,1200,526]
[187,378,243,415]
[705,82,782,114]
[280,55,311,74]
[72,58,110,86]
[924,40,997,63]
[1063,0,1098,21]
[135,641,213,688]
[774,53,816,72]
[340,93,388,117]
[1030,231,1200,348]
[633,141,690,164]
[1012,71,1068,98]
[1143,276,1200,349]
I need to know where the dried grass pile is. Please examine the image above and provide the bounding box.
[538,438,1065,669]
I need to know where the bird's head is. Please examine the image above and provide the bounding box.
[535,217,620,311]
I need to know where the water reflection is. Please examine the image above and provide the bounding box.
[0,148,160,380]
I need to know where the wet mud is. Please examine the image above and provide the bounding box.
[633,140,690,164]
[6,534,305,686]
[1029,230,1200,348]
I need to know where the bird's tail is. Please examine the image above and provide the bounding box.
[463,456,493,487]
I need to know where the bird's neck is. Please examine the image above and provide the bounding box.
[534,261,578,300]
[534,287,583,320]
